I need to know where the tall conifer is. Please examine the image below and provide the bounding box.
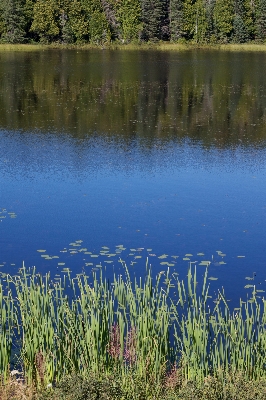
[141,0,164,40]
[0,0,26,42]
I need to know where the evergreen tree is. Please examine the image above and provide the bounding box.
[256,0,266,40]
[169,0,184,41]
[0,0,26,43]
[140,0,164,40]
[233,14,249,42]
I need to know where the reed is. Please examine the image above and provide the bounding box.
[0,261,266,390]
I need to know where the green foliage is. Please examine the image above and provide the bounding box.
[182,0,207,41]
[116,0,142,42]
[233,14,249,42]
[213,0,234,42]
[0,0,265,43]
[31,0,60,42]
[141,0,165,40]
[256,0,266,40]
[0,0,26,43]
[63,0,90,43]
[3,262,266,392]
[169,0,184,41]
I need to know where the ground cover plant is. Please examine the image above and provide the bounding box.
[1,261,266,398]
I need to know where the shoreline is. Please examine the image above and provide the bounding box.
[1,42,266,52]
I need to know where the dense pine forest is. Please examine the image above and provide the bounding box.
[0,0,266,44]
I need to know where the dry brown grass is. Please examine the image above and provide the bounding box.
[0,378,37,400]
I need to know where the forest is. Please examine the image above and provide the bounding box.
[0,0,266,44]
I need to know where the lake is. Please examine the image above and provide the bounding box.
[0,49,266,307]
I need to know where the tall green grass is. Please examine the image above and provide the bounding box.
[0,261,266,388]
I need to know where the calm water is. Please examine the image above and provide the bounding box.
[1,49,266,306]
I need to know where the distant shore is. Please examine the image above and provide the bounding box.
[1,42,266,52]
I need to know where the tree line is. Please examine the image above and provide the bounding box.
[0,0,266,44]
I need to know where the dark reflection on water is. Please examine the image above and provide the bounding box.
[0,50,266,307]
[0,50,266,148]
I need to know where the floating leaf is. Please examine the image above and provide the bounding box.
[183,257,190,261]
[102,246,109,250]
[58,262,65,266]
[85,263,93,266]
[199,261,211,266]
[90,255,99,258]
[185,253,193,257]
[135,256,142,259]
[147,249,152,252]
[208,277,218,280]
[197,253,204,256]
[237,255,245,258]
[244,285,254,289]
[84,252,92,255]
[158,255,168,259]
[160,262,168,265]
[171,255,179,259]
[37,250,46,253]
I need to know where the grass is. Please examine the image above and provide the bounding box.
[1,261,266,398]
[1,42,266,52]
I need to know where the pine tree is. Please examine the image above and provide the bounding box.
[169,0,184,40]
[256,0,266,40]
[233,14,249,41]
[140,0,164,40]
[0,0,26,43]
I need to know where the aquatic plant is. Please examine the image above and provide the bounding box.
[0,261,266,389]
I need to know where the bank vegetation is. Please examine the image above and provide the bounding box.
[1,263,266,398]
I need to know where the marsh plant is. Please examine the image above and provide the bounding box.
[1,260,266,395]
